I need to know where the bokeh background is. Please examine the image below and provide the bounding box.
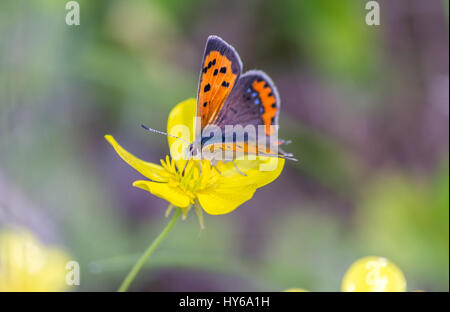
[0,0,448,291]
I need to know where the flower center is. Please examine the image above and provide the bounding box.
[160,156,220,201]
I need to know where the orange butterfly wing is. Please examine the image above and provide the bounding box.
[197,36,242,130]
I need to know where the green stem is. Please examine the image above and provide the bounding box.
[118,207,181,292]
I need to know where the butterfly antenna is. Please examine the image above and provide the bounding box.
[141,124,189,144]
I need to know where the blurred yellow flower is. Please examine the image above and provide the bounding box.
[341,256,407,292]
[284,288,309,292]
[105,98,284,227]
[0,229,70,292]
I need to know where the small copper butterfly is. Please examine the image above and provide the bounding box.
[143,35,295,173]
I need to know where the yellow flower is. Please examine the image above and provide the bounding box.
[341,256,407,292]
[0,228,71,292]
[105,98,284,227]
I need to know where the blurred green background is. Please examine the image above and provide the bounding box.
[0,0,448,291]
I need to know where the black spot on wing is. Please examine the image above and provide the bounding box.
[213,69,218,76]
[222,81,230,87]
[220,67,227,73]
[203,36,242,75]
[204,84,211,92]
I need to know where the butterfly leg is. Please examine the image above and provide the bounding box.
[279,139,292,145]
[182,159,189,176]
[210,158,222,175]
[279,147,294,158]
[212,164,222,175]
[198,158,202,174]
[232,160,247,176]
[278,139,296,160]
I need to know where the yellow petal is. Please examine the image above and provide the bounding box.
[254,157,285,188]
[167,98,196,170]
[133,180,191,208]
[215,156,284,191]
[167,98,196,144]
[341,256,407,292]
[241,157,285,188]
[196,162,275,215]
[197,182,258,215]
[105,135,166,182]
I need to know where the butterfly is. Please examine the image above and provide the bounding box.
[143,35,295,174]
